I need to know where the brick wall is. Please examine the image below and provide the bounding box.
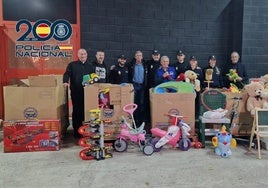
[242,0,268,77]
[80,0,267,78]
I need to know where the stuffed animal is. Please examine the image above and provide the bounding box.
[205,69,213,81]
[184,70,200,92]
[226,69,239,82]
[261,74,268,89]
[175,73,185,82]
[212,125,236,158]
[245,82,268,116]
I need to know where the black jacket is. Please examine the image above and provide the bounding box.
[146,59,161,88]
[171,61,188,76]
[109,64,130,84]
[63,60,93,91]
[128,58,148,88]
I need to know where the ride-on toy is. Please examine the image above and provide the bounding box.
[78,108,113,160]
[113,103,154,156]
[151,113,192,152]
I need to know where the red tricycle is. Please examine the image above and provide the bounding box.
[151,113,192,152]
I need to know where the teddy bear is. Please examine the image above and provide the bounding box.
[245,82,268,116]
[261,74,268,89]
[184,70,200,92]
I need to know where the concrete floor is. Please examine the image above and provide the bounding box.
[1,128,268,188]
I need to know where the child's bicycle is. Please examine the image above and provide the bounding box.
[113,103,154,156]
[150,113,192,152]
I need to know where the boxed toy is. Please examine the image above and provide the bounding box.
[150,89,196,136]
[3,120,60,153]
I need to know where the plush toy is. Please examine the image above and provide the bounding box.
[229,83,240,93]
[184,70,200,92]
[204,69,213,89]
[226,69,239,82]
[205,69,213,82]
[261,74,268,89]
[212,125,236,158]
[175,73,185,82]
[245,82,268,116]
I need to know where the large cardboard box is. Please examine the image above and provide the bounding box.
[84,84,134,122]
[3,120,60,153]
[150,89,196,136]
[223,91,253,136]
[84,84,134,140]
[4,75,68,129]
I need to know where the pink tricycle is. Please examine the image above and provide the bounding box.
[151,113,191,152]
[113,103,154,156]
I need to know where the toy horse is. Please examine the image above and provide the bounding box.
[212,125,236,157]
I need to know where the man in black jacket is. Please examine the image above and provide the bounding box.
[146,49,161,88]
[91,50,108,83]
[109,54,129,84]
[223,51,248,89]
[63,48,93,138]
[128,50,148,127]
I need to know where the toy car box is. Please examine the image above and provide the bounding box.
[3,120,60,153]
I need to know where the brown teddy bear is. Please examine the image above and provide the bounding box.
[184,70,200,92]
[245,82,268,116]
[261,74,268,89]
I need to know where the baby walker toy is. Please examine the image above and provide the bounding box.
[113,103,154,156]
[151,113,192,152]
[212,125,237,158]
[78,108,113,160]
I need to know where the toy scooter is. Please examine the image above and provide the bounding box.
[113,103,154,156]
[151,113,191,151]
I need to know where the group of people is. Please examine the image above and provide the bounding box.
[63,48,249,138]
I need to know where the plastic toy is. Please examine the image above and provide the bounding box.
[113,103,154,156]
[212,125,236,158]
[78,108,113,160]
[150,113,192,152]
[82,73,99,86]
[98,88,110,108]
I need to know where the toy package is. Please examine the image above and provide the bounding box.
[3,120,60,153]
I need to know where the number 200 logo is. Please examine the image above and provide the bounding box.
[16,19,72,41]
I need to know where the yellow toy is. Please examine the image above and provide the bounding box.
[229,83,240,93]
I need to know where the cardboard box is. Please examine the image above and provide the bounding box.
[3,75,68,131]
[84,84,134,122]
[28,75,57,87]
[3,120,60,153]
[150,89,196,136]
[222,91,253,135]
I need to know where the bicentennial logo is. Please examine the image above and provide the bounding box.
[16,19,72,42]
